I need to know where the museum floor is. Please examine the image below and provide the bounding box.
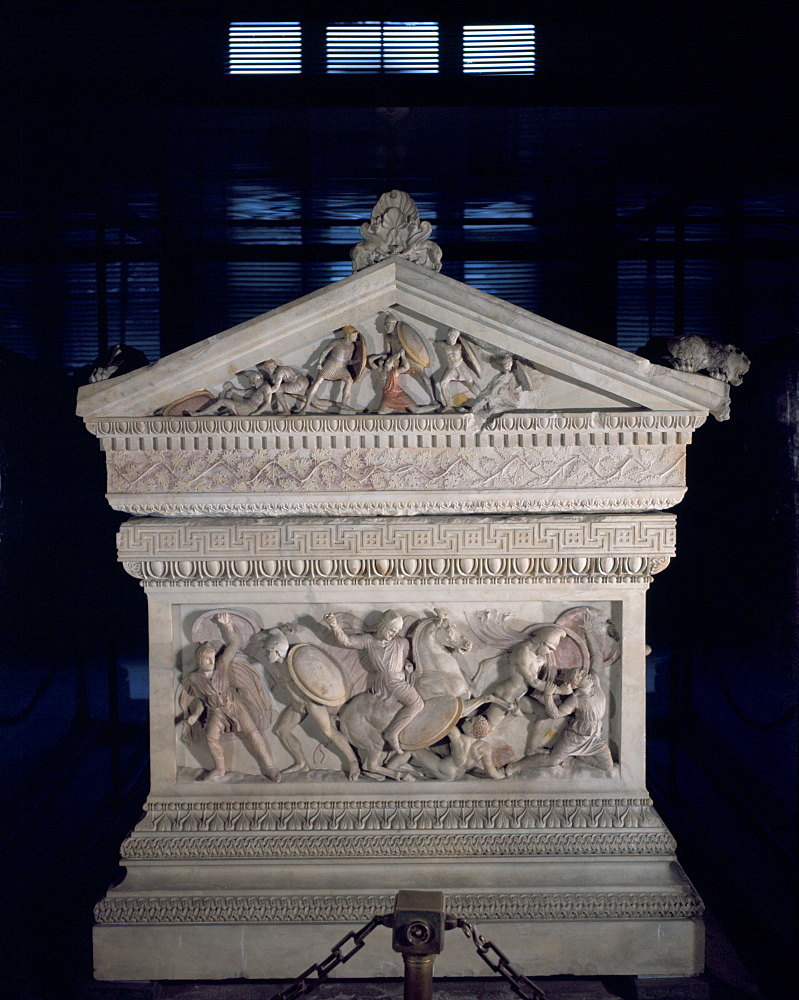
[33,973,761,1000]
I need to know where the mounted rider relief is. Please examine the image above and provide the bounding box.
[175,601,620,784]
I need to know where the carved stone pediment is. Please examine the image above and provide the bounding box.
[77,258,726,517]
[78,257,728,422]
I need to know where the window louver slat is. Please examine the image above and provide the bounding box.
[616,261,675,351]
[326,22,439,74]
[463,262,541,312]
[229,23,302,74]
[463,25,536,75]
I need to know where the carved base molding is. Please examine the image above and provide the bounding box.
[94,790,701,978]
[135,795,662,833]
[120,829,676,860]
[96,888,703,926]
[93,850,703,979]
[124,793,676,859]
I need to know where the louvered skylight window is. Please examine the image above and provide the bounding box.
[229,22,302,74]
[463,25,535,75]
[326,22,439,73]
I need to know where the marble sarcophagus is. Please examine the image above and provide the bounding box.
[77,192,736,981]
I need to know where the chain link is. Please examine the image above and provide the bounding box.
[454,917,546,1000]
[269,909,546,1000]
[269,913,391,1000]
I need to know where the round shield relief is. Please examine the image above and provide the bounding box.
[556,607,620,667]
[396,321,431,369]
[523,623,589,675]
[287,643,348,707]
[161,390,216,416]
[192,609,260,646]
[459,336,482,379]
[399,695,463,751]
[347,331,367,383]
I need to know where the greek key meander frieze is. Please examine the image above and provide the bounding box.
[137,798,659,833]
[118,516,676,558]
[119,517,674,585]
[123,555,670,586]
[88,410,705,453]
[94,890,704,926]
[112,495,685,517]
[121,831,676,860]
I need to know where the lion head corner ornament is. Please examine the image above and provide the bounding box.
[351,190,443,273]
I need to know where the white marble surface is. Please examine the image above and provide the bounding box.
[83,256,709,981]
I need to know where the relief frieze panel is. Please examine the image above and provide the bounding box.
[173,603,622,786]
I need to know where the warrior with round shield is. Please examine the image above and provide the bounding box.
[300,324,366,413]
[256,625,360,781]
[378,310,436,406]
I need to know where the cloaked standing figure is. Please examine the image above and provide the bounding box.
[179,612,280,782]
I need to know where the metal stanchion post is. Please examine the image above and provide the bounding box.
[391,889,446,1000]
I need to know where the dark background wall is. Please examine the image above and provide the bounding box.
[2,2,797,996]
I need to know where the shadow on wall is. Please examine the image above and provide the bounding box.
[645,330,799,996]
[0,348,149,994]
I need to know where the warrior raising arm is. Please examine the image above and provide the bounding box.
[181,612,280,783]
[324,611,424,752]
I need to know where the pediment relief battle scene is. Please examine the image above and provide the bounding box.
[77,191,745,428]
[156,313,557,421]
[176,602,620,786]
